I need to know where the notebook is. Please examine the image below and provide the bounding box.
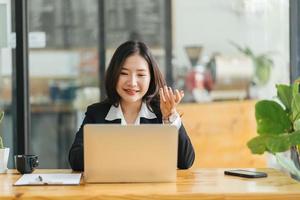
[14,173,82,186]
[84,124,178,183]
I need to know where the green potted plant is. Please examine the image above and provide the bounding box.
[247,79,300,179]
[0,111,9,173]
[230,42,273,86]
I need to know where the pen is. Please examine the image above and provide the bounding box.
[33,176,63,185]
[29,181,64,185]
[38,175,43,182]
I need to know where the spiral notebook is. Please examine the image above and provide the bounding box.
[14,173,82,186]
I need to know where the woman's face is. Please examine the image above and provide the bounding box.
[116,54,151,104]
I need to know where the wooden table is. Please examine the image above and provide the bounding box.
[1,168,300,200]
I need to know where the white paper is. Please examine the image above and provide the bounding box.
[14,173,82,186]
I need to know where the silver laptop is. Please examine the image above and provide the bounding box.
[84,124,178,183]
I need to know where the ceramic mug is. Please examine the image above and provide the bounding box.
[14,155,39,174]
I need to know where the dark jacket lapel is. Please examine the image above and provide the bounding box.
[104,118,160,124]
[140,117,161,124]
[104,119,121,124]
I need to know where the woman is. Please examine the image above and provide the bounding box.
[69,41,195,171]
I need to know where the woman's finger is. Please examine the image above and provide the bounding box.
[180,90,184,98]
[159,88,166,102]
[159,89,169,117]
[164,85,170,102]
[161,87,171,110]
[168,87,175,106]
[175,89,180,103]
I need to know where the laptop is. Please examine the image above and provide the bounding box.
[83,124,178,183]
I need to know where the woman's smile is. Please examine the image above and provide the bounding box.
[123,88,139,96]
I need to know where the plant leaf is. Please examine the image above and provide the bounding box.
[255,100,292,135]
[292,81,300,97]
[292,94,300,121]
[266,136,290,153]
[254,57,272,85]
[244,47,253,57]
[294,119,300,131]
[229,41,254,57]
[247,131,300,154]
[247,136,267,154]
[276,84,292,112]
[0,111,4,148]
[288,130,300,146]
[0,137,3,149]
[0,111,4,123]
[292,82,300,121]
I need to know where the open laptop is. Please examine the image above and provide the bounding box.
[83,124,178,183]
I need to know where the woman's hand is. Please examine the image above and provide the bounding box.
[159,86,184,120]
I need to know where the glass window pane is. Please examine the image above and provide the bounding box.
[0,0,13,169]
[28,0,99,168]
[173,0,289,102]
[105,0,167,75]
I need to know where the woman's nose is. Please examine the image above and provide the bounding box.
[128,75,137,87]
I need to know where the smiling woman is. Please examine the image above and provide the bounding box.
[116,54,151,124]
[68,41,195,171]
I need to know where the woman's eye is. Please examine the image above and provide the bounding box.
[138,74,147,77]
[120,72,128,75]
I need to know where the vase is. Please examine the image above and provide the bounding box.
[0,148,9,173]
[290,146,300,181]
[275,146,300,181]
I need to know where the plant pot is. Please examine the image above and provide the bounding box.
[0,148,9,173]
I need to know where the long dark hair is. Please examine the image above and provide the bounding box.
[105,41,165,110]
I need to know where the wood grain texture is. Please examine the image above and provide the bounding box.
[178,100,267,168]
[1,169,300,200]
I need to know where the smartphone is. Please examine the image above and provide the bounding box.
[224,169,267,178]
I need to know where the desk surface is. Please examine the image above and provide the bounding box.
[1,168,300,200]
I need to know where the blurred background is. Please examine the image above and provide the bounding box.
[0,0,293,169]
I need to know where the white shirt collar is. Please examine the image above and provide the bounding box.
[105,102,157,125]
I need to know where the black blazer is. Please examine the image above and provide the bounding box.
[68,101,195,171]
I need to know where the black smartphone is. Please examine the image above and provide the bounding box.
[224,169,267,178]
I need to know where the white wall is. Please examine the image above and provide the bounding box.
[29,51,79,77]
[0,0,11,76]
[173,0,289,98]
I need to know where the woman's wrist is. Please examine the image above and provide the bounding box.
[162,109,176,120]
[162,110,179,123]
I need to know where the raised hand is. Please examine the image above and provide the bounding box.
[159,86,184,120]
